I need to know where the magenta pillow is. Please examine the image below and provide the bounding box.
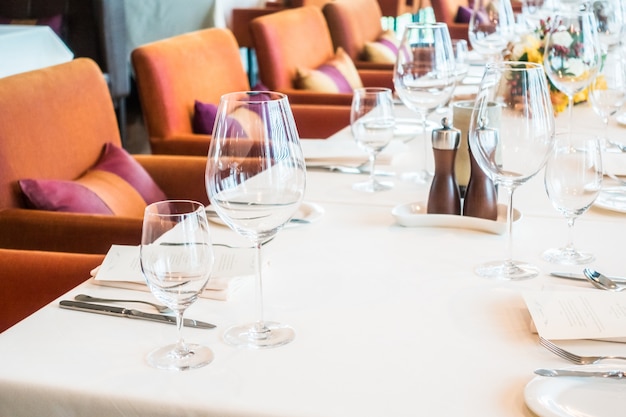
[19,143,167,216]
[0,14,63,36]
[295,47,363,93]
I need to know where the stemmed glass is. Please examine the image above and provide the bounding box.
[543,4,602,134]
[350,87,395,192]
[589,50,626,145]
[394,22,457,183]
[469,62,555,280]
[468,0,516,62]
[140,200,215,370]
[543,134,603,264]
[205,91,306,349]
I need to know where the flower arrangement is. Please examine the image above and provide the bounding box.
[504,18,589,114]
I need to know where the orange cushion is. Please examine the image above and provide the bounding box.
[295,47,363,93]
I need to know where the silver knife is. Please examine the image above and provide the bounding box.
[550,272,626,284]
[535,368,626,379]
[59,300,215,329]
[307,165,395,176]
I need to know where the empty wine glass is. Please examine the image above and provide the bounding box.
[469,61,555,280]
[468,0,516,62]
[350,87,395,192]
[140,200,215,370]
[394,22,457,183]
[205,91,306,349]
[544,4,602,134]
[592,0,624,51]
[543,134,603,264]
[589,50,626,144]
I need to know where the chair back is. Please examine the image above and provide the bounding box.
[0,58,120,210]
[323,0,386,62]
[251,6,336,91]
[131,28,250,154]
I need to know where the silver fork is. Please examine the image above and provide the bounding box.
[539,336,626,365]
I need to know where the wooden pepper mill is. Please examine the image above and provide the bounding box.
[463,117,498,220]
[427,117,461,215]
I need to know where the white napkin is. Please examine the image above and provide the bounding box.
[90,244,255,301]
[603,151,626,176]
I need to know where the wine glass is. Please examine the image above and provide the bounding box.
[140,200,215,371]
[468,0,517,62]
[350,87,395,192]
[589,50,626,144]
[543,134,603,264]
[543,4,602,134]
[592,0,624,51]
[469,61,555,280]
[205,91,306,349]
[393,22,457,183]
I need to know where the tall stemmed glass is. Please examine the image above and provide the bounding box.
[350,87,395,192]
[469,62,555,280]
[140,200,215,370]
[543,134,603,264]
[205,91,306,349]
[394,22,457,183]
[468,0,516,62]
[544,4,602,134]
[589,50,626,145]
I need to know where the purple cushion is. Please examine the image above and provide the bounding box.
[295,47,363,93]
[0,14,63,36]
[455,6,473,23]
[19,143,167,216]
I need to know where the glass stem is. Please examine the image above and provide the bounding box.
[565,216,576,253]
[174,309,188,356]
[504,186,515,263]
[368,153,377,185]
[421,114,429,178]
[253,241,268,337]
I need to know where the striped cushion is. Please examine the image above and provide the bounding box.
[295,47,363,93]
[19,143,166,216]
[363,30,400,64]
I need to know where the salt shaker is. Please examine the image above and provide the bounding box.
[427,117,461,215]
[463,117,498,220]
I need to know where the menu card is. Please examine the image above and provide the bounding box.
[91,244,255,301]
[523,290,626,340]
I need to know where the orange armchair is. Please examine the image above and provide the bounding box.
[0,58,208,254]
[0,249,104,333]
[250,6,395,107]
[429,0,471,41]
[132,27,350,155]
[323,0,397,71]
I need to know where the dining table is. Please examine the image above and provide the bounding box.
[1,73,626,416]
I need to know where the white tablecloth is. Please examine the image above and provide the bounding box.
[0,25,73,78]
[1,101,626,417]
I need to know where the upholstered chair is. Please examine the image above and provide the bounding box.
[428,0,471,41]
[0,58,208,254]
[0,0,131,143]
[323,0,399,71]
[250,6,395,107]
[0,249,104,333]
[132,27,351,155]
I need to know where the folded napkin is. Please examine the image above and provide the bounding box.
[90,244,254,301]
[301,138,406,167]
[603,151,626,176]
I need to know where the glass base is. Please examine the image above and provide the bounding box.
[224,321,295,349]
[352,178,393,192]
[475,260,539,280]
[147,343,213,371]
[542,247,595,265]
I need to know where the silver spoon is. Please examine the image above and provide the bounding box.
[583,268,626,292]
[74,294,172,313]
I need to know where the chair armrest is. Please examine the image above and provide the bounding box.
[0,209,142,254]
[359,69,394,90]
[355,61,395,71]
[148,133,211,156]
[291,104,351,139]
[134,155,209,205]
[448,23,469,43]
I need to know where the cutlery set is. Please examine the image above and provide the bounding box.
[59,295,216,329]
[536,270,626,380]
